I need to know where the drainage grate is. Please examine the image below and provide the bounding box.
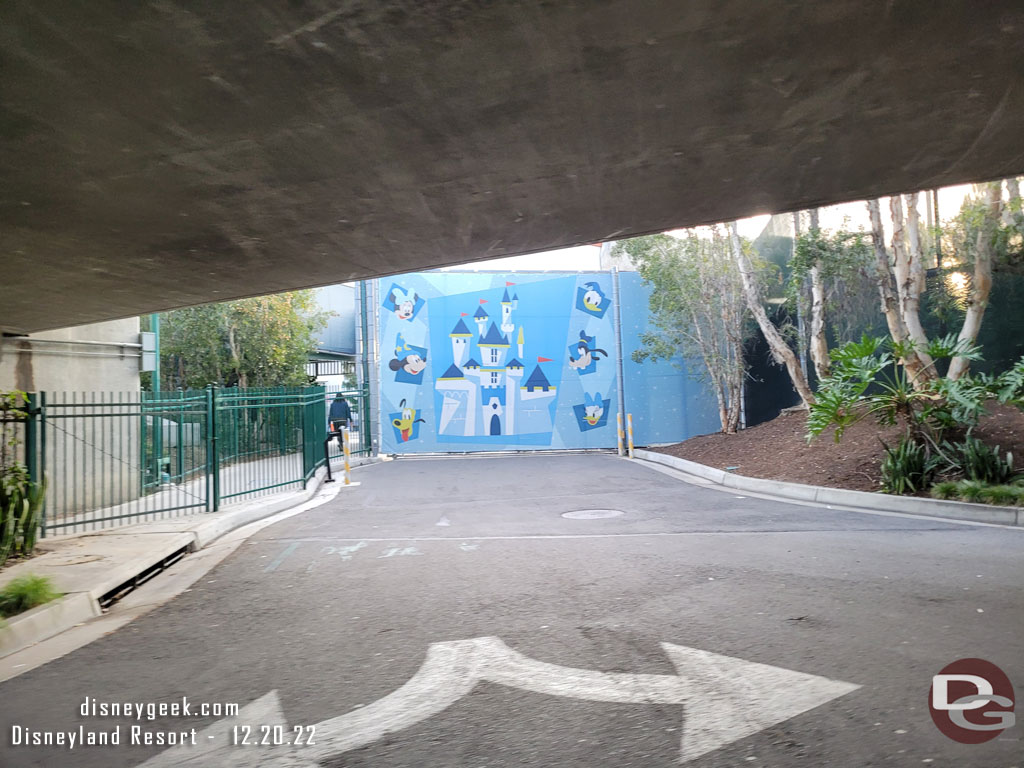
[561,509,625,520]
[97,545,191,609]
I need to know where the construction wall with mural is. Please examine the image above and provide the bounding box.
[377,271,719,454]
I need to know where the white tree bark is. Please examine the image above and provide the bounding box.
[867,199,926,383]
[730,221,815,408]
[807,209,830,380]
[948,182,1002,379]
[890,195,935,380]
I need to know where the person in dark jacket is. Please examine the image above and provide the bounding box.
[328,394,352,445]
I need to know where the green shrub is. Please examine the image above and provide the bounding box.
[978,485,1023,507]
[956,480,987,504]
[0,574,61,618]
[880,437,939,495]
[943,437,1015,484]
[931,481,960,500]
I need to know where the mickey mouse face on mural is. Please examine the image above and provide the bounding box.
[383,283,425,322]
[390,353,426,376]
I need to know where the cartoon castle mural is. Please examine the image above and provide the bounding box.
[435,295,556,439]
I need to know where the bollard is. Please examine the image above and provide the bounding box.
[616,412,624,457]
[342,426,352,485]
[627,413,635,458]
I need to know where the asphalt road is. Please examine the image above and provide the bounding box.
[2,454,1023,767]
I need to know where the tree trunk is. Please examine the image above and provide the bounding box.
[1004,177,1023,230]
[807,209,830,380]
[868,200,927,383]
[890,195,935,381]
[726,339,744,433]
[948,181,1002,379]
[730,221,815,408]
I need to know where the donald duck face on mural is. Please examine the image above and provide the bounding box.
[582,392,605,425]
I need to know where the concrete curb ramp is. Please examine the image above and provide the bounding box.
[0,457,378,658]
[635,449,1023,528]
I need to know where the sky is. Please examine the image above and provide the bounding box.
[443,183,978,272]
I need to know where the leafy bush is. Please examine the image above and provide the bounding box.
[808,334,987,445]
[941,437,1015,484]
[956,480,987,504]
[1,391,46,567]
[930,481,960,500]
[0,574,61,618]
[880,437,939,495]
[978,485,1023,507]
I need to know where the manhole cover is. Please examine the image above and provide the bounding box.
[561,509,624,520]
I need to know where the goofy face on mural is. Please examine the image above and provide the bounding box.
[568,331,608,373]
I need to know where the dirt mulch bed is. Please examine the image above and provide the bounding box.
[649,404,1024,493]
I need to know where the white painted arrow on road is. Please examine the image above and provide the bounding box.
[138,637,860,766]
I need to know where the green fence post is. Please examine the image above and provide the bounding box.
[176,403,185,485]
[362,387,372,454]
[207,386,220,512]
[38,392,47,536]
[139,391,147,495]
[24,393,38,486]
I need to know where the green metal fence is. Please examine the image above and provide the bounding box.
[323,385,373,466]
[20,385,369,535]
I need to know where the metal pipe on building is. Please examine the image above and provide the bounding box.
[611,266,628,447]
[12,338,143,349]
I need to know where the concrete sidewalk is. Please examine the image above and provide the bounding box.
[0,456,377,659]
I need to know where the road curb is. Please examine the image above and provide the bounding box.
[0,592,101,658]
[0,456,379,658]
[634,449,1023,527]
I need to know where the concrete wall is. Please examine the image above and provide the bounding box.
[0,319,143,527]
[0,318,142,394]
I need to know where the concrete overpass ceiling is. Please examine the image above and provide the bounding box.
[2,2,1023,333]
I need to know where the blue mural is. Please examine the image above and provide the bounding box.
[618,271,721,445]
[379,272,622,452]
[376,270,721,453]
[432,282,565,445]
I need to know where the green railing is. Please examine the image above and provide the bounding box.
[323,385,373,466]
[21,385,370,535]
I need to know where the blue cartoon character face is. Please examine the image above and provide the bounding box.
[390,399,425,442]
[573,392,611,431]
[568,331,607,376]
[575,281,610,319]
[389,334,428,384]
[383,284,425,322]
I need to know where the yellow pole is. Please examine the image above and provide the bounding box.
[627,413,635,458]
[342,426,352,485]
[616,412,624,456]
